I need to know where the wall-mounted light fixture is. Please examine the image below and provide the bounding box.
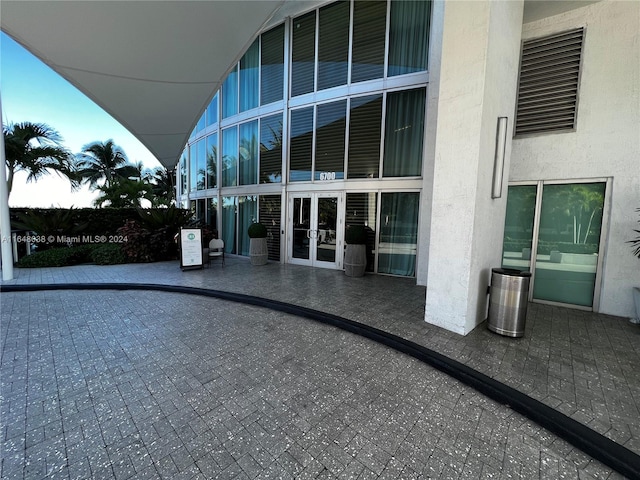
[492,116,508,199]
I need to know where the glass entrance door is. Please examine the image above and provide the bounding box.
[288,193,343,269]
[501,180,608,309]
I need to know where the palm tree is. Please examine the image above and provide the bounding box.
[93,177,152,208]
[146,166,175,206]
[3,121,77,196]
[75,140,139,189]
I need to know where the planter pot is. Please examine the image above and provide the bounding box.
[344,244,366,277]
[249,238,268,266]
[632,287,640,324]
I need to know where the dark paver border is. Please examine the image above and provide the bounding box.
[3,282,639,478]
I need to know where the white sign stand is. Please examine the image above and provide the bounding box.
[180,228,203,270]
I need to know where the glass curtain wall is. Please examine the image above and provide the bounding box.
[239,121,258,185]
[259,195,281,260]
[378,192,420,276]
[260,114,283,183]
[238,196,257,256]
[346,193,377,272]
[240,40,259,112]
[183,1,431,272]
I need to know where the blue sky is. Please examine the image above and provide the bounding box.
[1,32,161,208]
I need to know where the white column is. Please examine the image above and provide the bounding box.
[424,0,523,334]
[0,95,15,280]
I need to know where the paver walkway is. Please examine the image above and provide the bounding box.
[2,259,639,479]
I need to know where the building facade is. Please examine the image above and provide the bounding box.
[177,0,640,334]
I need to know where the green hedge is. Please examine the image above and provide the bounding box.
[16,244,128,268]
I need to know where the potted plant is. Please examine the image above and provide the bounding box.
[344,224,367,277]
[629,208,640,323]
[248,222,268,266]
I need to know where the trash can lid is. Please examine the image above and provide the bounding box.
[492,267,532,277]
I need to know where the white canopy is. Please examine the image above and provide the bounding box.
[0,0,303,168]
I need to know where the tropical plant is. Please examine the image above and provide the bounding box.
[11,208,87,249]
[247,222,268,238]
[145,167,175,206]
[92,177,152,208]
[75,140,140,189]
[2,121,77,196]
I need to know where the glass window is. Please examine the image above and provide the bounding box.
[260,114,283,183]
[378,192,419,276]
[196,112,206,133]
[291,11,316,97]
[289,107,314,182]
[346,193,377,272]
[352,1,387,83]
[222,196,237,254]
[348,95,382,179]
[239,120,258,185]
[196,138,206,190]
[189,144,197,192]
[501,185,537,270]
[388,0,430,77]
[261,24,284,105]
[318,1,349,91]
[315,100,346,180]
[208,197,218,232]
[383,88,425,177]
[240,39,259,112]
[222,126,238,187]
[259,194,281,261]
[222,65,238,118]
[533,183,605,307]
[238,195,258,256]
[206,93,218,126]
[180,150,187,194]
[206,133,217,189]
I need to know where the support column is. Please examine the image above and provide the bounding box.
[424,0,523,334]
[0,95,15,280]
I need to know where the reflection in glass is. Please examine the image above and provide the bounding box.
[240,39,259,112]
[348,95,382,179]
[378,192,419,276]
[315,100,346,180]
[290,108,313,182]
[383,88,425,177]
[180,150,187,194]
[352,1,386,83]
[316,197,338,263]
[533,183,605,307]
[346,193,377,272]
[222,65,238,118]
[206,134,217,189]
[261,24,284,105]
[291,11,316,97]
[318,1,349,90]
[207,197,218,232]
[222,127,237,187]
[238,196,257,256]
[196,112,206,133]
[196,138,206,190]
[222,196,237,254]
[259,195,281,261]
[501,185,536,270]
[293,197,311,259]
[239,121,258,185]
[388,0,430,76]
[206,93,218,126]
[260,114,282,183]
[189,144,197,191]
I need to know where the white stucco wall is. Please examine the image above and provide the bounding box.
[424,0,524,334]
[510,0,640,318]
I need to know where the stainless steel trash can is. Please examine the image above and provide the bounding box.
[487,268,531,337]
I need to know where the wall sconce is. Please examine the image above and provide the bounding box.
[492,116,508,199]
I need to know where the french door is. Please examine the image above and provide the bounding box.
[501,179,609,310]
[287,192,344,269]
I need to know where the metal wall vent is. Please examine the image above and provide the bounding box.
[515,27,585,136]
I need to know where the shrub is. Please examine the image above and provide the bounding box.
[345,224,367,244]
[248,222,268,238]
[117,220,154,263]
[17,245,93,268]
[90,243,127,265]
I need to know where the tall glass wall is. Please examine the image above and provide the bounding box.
[180,0,431,274]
